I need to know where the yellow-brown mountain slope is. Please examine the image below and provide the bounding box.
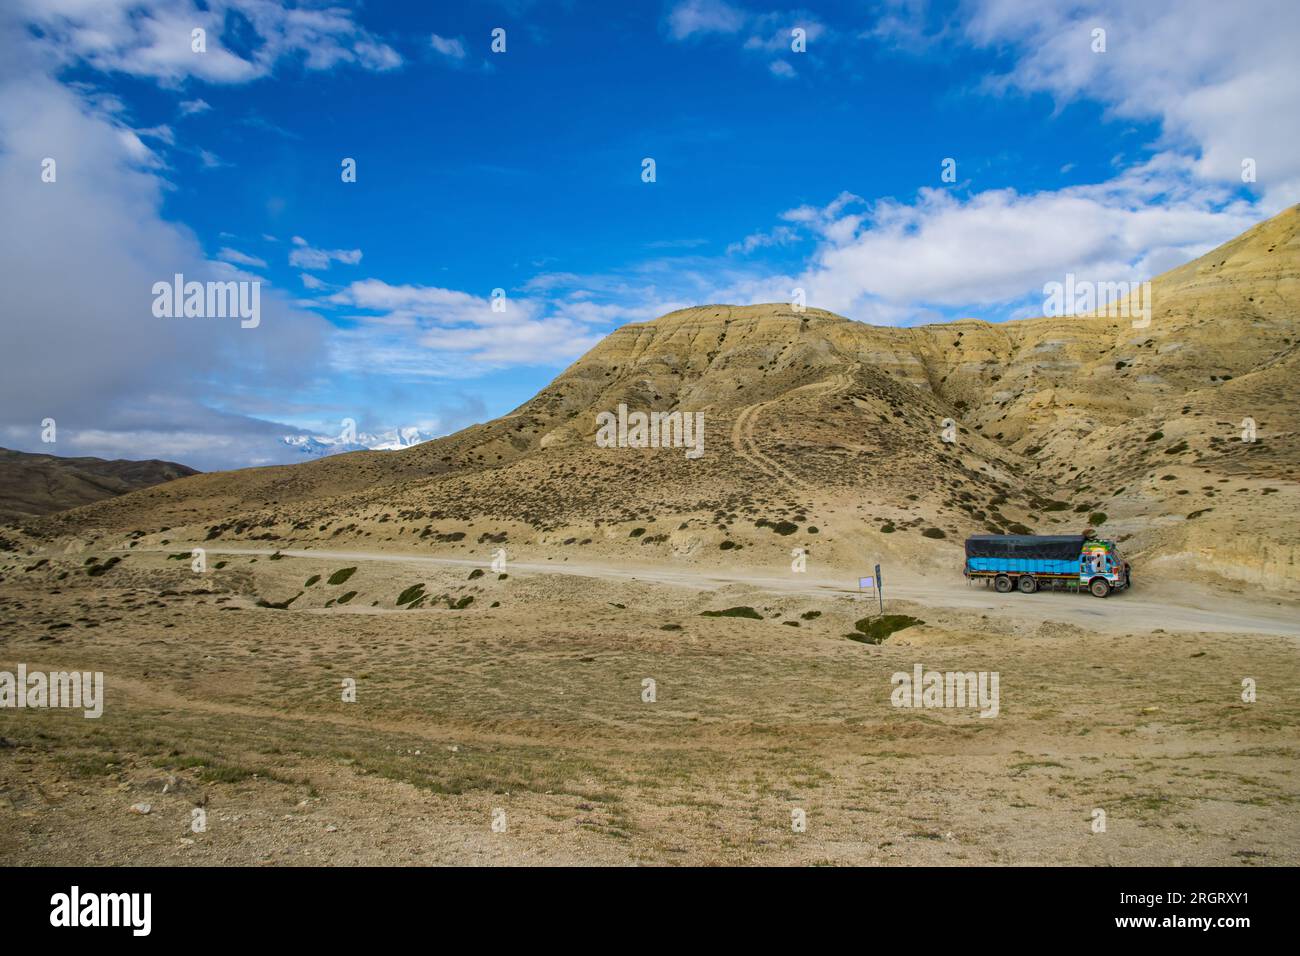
[18,205,1300,589]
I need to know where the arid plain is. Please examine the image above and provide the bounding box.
[2,208,1298,865]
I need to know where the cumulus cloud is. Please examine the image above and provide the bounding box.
[217,247,267,269]
[887,0,1300,211]
[727,225,799,255]
[721,159,1261,322]
[429,33,467,61]
[666,0,828,73]
[0,10,333,469]
[289,236,363,271]
[667,0,747,40]
[322,280,607,369]
[15,0,403,84]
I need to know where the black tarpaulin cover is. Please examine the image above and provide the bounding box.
[963,534,1086,561]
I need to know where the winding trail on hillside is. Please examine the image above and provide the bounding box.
[729,372,852,494]
[133,545,1300,638]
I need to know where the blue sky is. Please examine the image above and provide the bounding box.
[1,1,1296,470]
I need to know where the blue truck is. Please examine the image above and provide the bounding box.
[963,534,1131,598]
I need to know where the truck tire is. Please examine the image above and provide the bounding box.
[1089,577,1110,598]
[1018,575,1038,594]
[994,575,1013,593]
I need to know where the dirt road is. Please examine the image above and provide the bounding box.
[131,545,1300,638]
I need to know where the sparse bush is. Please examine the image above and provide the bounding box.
[256,592,302,610]
[700,606,763,620]
[328,567,357,586]
[396,584,425,606]
[921,527,946,539]
[849,614,924,644]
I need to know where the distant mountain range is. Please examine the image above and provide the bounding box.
[281,427,434,457]
[0,447,198,520]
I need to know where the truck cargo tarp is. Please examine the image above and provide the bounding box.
[964,535,1086,561]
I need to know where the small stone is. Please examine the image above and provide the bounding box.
[128,803,152,815]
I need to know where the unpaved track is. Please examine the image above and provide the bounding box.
[729,372,850,493]
[133,545,1300,638]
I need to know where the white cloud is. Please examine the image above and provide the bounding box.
[217,247,267,269]
[727,225,799,255]
[429,34,467,61]
[178,98,210,116]
[300,273,326,290]
[290,236,363,271]
[767,160,1261,320]
[667,0,747,40]
[14,0,403,84]
[135,123,174,144]
[0,31,334,469]
[323,279,611,370]
[667,1,829,75]
[930,0,1300,211]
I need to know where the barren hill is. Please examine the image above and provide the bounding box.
[0,447,198,520]
[17,206,1300,589]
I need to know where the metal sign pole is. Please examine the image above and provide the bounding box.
[875,563,883,614]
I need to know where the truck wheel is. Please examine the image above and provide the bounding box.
[1089,578,1110,598]
[1018,575,1038,594]
[994,575,1013,593]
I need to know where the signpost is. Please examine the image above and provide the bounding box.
[858,564,884,614]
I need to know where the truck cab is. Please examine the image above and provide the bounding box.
[1080,540,1130,597]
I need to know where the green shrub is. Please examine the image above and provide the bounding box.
[921,527,946,539]
[1089,512,1108,525]
[700,606,763,620]
[328,567,357,586]
[256,592,302,610]
[849,614,924,644]
[304,575,321,587]
[396,584,426,606]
